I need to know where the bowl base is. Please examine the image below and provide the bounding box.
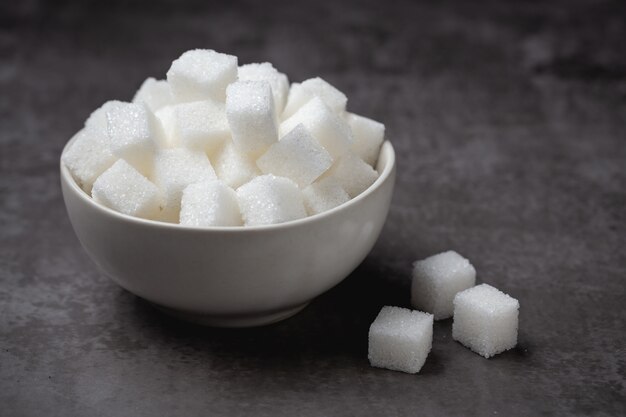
[150,302,310,327]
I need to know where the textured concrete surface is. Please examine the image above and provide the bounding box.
[1,0,625,416]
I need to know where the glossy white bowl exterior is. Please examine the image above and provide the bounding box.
[60,141,396,326]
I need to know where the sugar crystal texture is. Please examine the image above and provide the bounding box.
[238,62,289,114]
[154,105,178,147]
[326,152,378,198]
[226,80,278,157]
[213,141,260,189]
[173,100,229,155]
[368,306,433,374]
[282,77,347,119]
[152,148,217,222]
[280,97,353,160]
[237,175,306,226]
[411,251,476,320]
[345,112,385,166]
[167,49,238,103]
[106,102,164,176]
[256,124,332,188]
[132,78,175,113]
[179,180,242,227]
[302,177,350,215]
[91,159,161,220]
[452,284,520,358]
[62,128,117,193]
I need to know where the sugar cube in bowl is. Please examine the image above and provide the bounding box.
[60,138,395,326]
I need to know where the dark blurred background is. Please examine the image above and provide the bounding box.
[1,1,625,416]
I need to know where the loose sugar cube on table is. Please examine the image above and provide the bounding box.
[173,100,229,155]
[452,284,520,358]
[256,124,332,188]
[302,177,350,215]
[280,97,353,160]
[106,102,164,175]
[327,152,378,198]
[180,180,242,227]
[213,141,260,189]
[91,159,161,220]
[411,251,476,320]
[368,306,433,374]
[132,78,174,113]
[238,62,289,114]
[152,148,217,222]
[237,175,306,226]
[346,112,385,167]
[226,81,278,158]
[167,49,238,102]
[62,128,117,193]
[282,77,347,119]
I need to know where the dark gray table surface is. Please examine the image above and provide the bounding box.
[1,0,625,416]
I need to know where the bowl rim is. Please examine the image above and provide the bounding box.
[60,139,396,233]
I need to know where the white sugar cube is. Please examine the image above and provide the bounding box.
[167,49,238,103]
[106,102,163,175]
[327,152,378,198]
[213,141,260,189]
[85,100,125,131]
[154,105,178,148]
[282,77,347,119]
[237,175,306,226]
[91,159,161,220]
[256,124,332,188]
[62,128,117,193]
[173,100,229,155]
[238,62,289,114]
[152,148,217,222]
[411,251,476,320]
[345,112,385,166]
[226,80,278,158]
[280,97,353,160]
[179,180,242,227]
[368,306,433,374]
[302,177,350,215]
[452,284,520,358]
[132,78,174,112]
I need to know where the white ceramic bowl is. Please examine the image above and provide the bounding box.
[60,141,396,327]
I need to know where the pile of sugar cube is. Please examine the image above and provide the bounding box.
[62,49,385,226]
[368,251,520,374]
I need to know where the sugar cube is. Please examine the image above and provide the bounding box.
[152,148,217,222]
[85,100,125,131]
[368,306,433,374]
[238,62,289,114]
[132,78,174,112]
[226,80,278,157]
[106,102,163,175]
[302,177,350,215]
[62,128,117,193]
[154,105,178,148]
[282,77,347,119]
[256,124,332,188]
[280,97,353,160]
[213,141,261,189]
[326,152,378,198]
[452,284,520,358]
[237,175,306,226]
[91,159,161,220]
[411,251,476,320]
[167,49,238,102]
[173,100,229,155]
[345,112,385,166]
[179,180,242,227]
